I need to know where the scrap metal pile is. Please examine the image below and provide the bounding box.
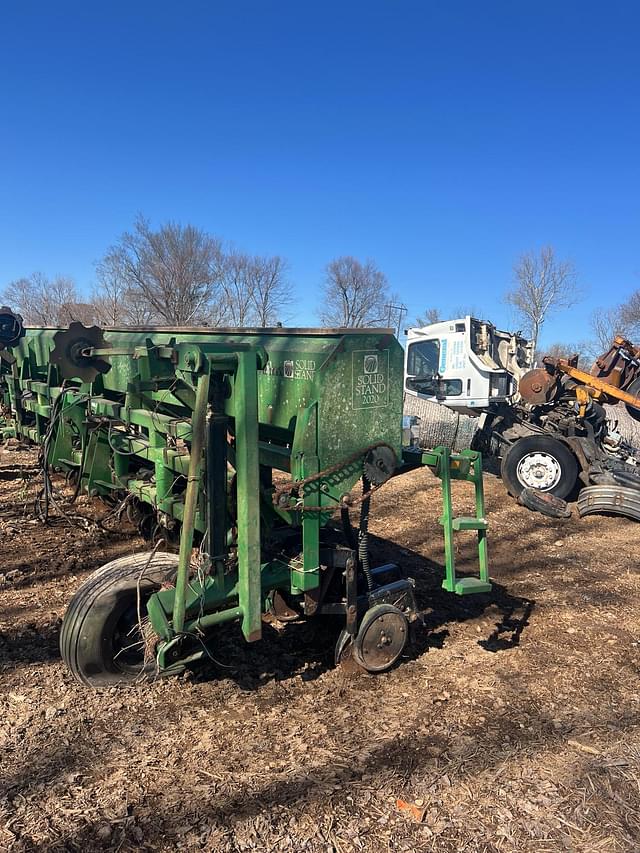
[0,315,491,686]
[507,336,640,520]
[403,315,640,521]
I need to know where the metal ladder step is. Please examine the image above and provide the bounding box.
[433,446,491,597]
[454,577,492,595]
[451,516,488,531]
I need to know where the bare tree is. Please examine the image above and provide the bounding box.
[318,256,389,327]
[2,276,39,319]
[64,301,100,325]
[90,281,155,326]
[452,303,480,318]
[219,252,290,327]
[589,306,627,353]
[96,216,226,326]
[414,307,441,326]
[620,290,640,338]
[584,290,640,358]
[413,304,480,328]
[91,281,124,326]
[249,255,289,326]
[40,274,77,323]
[219,251,255,326]
[505,246,581,353]
[538,341,588,363]
[2,272,94,325]
[91,252,156,326]
[3,225,291,331]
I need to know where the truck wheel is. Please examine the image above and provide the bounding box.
[625,378,640,421]
[501,436,578,499]
[60,552,179,687]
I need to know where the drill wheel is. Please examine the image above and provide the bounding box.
[60,552,179,687]
[352,604,408,673]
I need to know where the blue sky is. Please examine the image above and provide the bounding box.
[0,1,638,344]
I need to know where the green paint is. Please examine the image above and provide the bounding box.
[172,368,210,634]
[234,349,262,642]
[0,323,492,678]
[434,447,491,595]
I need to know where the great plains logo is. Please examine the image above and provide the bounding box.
[363,354,378,374]
[353,350,389,409]
[263,359,316,380]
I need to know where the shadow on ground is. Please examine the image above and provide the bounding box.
[189,534,534,692]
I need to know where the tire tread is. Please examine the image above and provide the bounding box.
[60,552,180,687]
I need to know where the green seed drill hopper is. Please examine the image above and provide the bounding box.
[0,316,490,686]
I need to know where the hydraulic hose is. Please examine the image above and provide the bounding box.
[358,474,374,592]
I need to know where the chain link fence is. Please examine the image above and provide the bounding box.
[403,395,480,452]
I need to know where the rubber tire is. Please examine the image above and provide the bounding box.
[60,552,179,687]
[501,435,578,499]
[625,377,640,421]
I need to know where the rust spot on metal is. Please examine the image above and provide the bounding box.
[519,368,557,405]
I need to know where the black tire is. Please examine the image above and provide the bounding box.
[625,378,640,421]
[501,435,578,499]
[60,552,179,687]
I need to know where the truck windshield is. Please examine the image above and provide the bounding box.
[407,339,440,379]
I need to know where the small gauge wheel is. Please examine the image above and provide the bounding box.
[352,604,409,673]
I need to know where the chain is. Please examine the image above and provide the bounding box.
[281,481,387,514]
[272,440,395,514]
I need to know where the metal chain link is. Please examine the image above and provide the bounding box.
[272,440,396,513]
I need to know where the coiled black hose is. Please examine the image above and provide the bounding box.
[358,474,374,592]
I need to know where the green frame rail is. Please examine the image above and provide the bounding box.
[0,321,493,678]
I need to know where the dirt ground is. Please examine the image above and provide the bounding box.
[0,445,638,853]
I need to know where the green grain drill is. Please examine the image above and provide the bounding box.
[0,314,490,686]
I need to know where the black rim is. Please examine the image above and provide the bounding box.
[110,598,149,675]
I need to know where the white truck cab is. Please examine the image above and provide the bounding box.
[404,316,533,415]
